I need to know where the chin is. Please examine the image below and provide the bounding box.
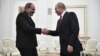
[57,14,60,16]
[56,13,61,16]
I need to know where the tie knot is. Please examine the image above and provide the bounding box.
[60,16,62,18]
[60,16,62,19]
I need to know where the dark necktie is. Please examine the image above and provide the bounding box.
[59,16,62,24]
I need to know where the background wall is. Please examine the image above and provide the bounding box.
[0,0,100,53]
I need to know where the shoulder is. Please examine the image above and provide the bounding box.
[17,11,27,17]
[68,12,76,16]
[16,11,28,21]
[64,11,76,16]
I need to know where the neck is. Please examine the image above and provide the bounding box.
[61,9,65,14]
[62,9,65,13]
[25,10,31,17]
[25,10,29,14]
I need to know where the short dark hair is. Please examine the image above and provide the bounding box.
[56,2,66,10]
[24,3,33,10]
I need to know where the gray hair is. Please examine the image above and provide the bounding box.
[55,2,66,10]
[24,3,33,10]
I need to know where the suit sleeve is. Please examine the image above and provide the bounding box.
[17,14,41,34]
[48,21,59,36]
[68,12,79,46]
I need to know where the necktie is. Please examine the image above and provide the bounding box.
[59,16,62,24]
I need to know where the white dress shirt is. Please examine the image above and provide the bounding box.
[60,10,67,20]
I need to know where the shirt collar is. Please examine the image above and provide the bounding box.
[61,10,66,17]
[28,14,31,17]
[24,11,31,17]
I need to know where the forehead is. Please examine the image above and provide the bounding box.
[30,4,35,8]
[55,6,60,10]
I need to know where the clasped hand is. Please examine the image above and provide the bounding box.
[42,28,49,35]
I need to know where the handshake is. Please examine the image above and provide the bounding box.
[42,28,49,35]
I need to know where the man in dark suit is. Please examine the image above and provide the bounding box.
[16,3,42,56]
[43,2,83,56]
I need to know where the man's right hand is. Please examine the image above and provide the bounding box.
[67,45,73,53]
[42,28,49,35]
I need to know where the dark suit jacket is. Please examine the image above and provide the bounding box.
[16,11,41,48]
[48,12,83,54]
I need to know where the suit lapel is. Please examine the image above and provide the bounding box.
[28,17,35,27]
[61,12,68,22]
[24,11,35,27]
[57,12,69,30]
